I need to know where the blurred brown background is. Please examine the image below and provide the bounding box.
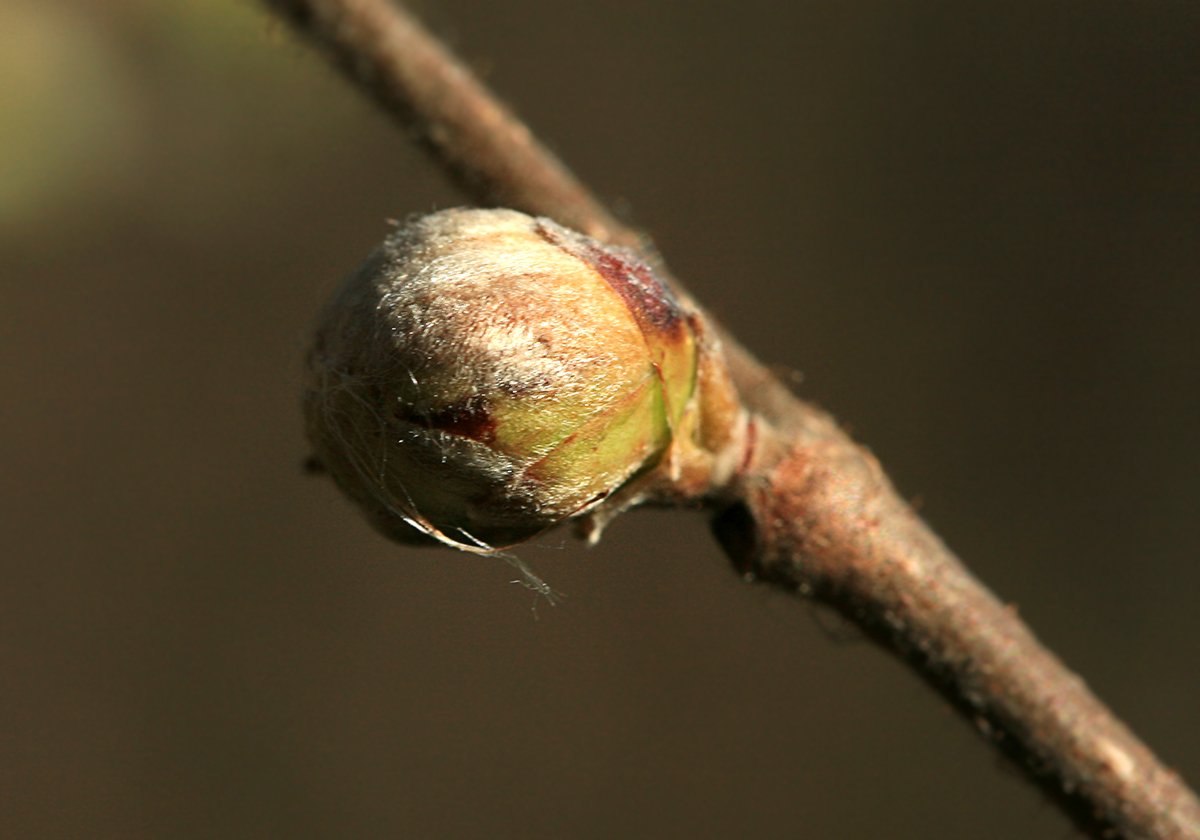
[2,1,1197,837]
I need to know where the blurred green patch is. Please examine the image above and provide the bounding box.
[0,0,362,235]
[0,2,137,224]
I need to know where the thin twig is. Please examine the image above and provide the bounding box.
[261,1,1200,837]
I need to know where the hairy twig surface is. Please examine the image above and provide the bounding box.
[262,1,1200,837]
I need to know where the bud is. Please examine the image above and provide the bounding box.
[305,208,741,552]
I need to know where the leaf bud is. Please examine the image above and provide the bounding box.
[304,208,744,551]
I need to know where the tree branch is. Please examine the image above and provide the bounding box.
[262,1,1200,837]
[261,0,631,246]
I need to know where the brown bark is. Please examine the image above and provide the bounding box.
[714,372,1200,839]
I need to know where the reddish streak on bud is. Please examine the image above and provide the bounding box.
[535,220,684,337]
[403,400,498,444]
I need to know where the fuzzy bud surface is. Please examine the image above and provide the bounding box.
[305,208,702,550]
